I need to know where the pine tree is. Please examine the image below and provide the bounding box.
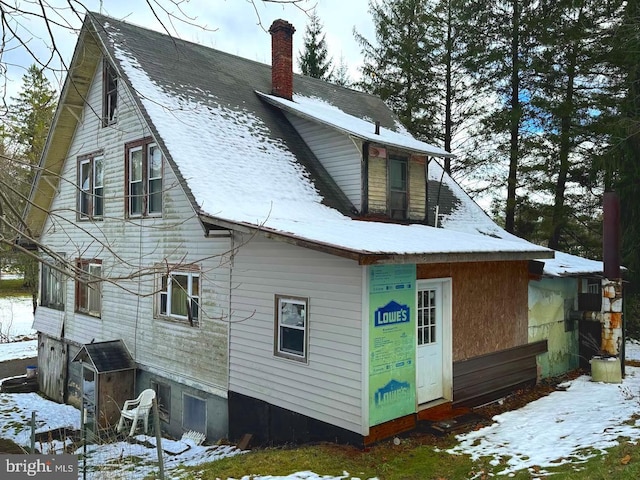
[1,64,56,291]
[332,54,351,87]
[9,64,57,165]
[297,10,334,81]
[598,0,640,296]
[458,0,539,234]
[525,0,617,253]
[355,0,442,143]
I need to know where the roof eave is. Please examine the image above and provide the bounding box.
[256,91,455,159]
[199,213,553,265]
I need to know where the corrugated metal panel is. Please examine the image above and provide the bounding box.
[286,113,362,210]
[452,340,547,407]
[228,236,364,434]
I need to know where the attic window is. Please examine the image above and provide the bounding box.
[389,155,408,220]
[102,60,118,126]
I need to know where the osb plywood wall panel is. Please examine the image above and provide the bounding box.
[418,261,529,361]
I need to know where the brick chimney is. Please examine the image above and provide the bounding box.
[269,19,296,100]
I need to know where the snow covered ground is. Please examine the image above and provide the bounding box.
[1,294,640,479]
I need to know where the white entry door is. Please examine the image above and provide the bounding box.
[416,281,445,404]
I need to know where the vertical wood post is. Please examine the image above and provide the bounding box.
[153,397,165,480]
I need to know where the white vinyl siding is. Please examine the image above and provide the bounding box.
[285,113,362,211]
[33,56,230,395]
[229,236,364,434]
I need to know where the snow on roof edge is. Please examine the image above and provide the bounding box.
[257,91,455,158]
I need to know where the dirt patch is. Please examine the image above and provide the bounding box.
[0,437,26,454]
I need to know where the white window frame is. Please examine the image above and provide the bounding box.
[274,295,309,362]
[157,269,200,327]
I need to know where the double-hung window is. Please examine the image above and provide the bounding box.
[76,259,102,317]
[158,270,200,326]
[274,295,308,362]
[78,153,104,220]
[126,139,163,217]
[41,255,65,311]
[102,60,118,126]
[389,155,408,220]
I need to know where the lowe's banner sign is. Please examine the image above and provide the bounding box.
[368,264,416,427]
[374,300,410,327]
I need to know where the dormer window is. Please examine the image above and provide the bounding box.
[366,146,426,222]
[102,60,118,126]
[389,155,408,220]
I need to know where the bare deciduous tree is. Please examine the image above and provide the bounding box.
[0,0,309,320]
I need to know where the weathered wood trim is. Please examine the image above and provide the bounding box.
[362,141,369,214]
[452,340,548,407]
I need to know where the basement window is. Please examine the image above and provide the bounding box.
[182,393,206,434]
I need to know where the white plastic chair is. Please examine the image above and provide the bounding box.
[116,389,156,436]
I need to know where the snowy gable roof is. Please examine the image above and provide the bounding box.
[92,13,551,263]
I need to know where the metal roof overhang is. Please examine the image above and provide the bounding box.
[199,214,554,266]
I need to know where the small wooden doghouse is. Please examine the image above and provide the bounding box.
[72,340,135,435]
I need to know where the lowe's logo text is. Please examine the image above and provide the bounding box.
[374,301,410,327]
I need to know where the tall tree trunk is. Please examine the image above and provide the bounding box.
[505,0,520,234]
[548,45,577,250]
[444,0,453,172]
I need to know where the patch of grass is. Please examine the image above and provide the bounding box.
[180,437,477,480]
[0,278,30,297]
[176,437,640,480]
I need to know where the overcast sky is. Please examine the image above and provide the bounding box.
[3,0,374,102]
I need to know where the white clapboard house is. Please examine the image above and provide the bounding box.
[24,12,583,445]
